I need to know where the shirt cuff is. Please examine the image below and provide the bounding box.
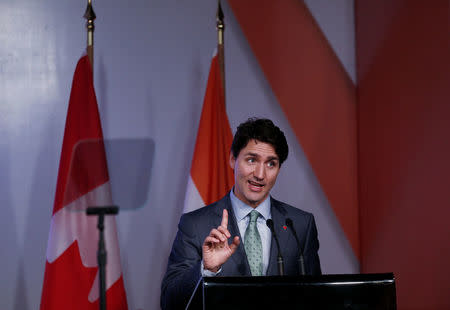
[201,260,222,277]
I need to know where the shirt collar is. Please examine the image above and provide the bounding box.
[230,188,271,222]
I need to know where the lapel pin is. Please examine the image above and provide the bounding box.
[283,225,287,230]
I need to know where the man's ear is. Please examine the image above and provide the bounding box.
[229,152,236,169]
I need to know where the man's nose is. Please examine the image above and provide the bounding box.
[254,163,265,180]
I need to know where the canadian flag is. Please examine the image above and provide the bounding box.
[183,51,234,212]
[40,54,128,310]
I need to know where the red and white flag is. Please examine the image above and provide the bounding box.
[183,51,234,212]
[40,54,128,310]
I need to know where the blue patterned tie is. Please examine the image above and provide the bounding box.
[244,210,263,276]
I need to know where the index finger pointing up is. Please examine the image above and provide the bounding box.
[221,209,228,228]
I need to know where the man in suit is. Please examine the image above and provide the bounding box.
[161,118,321,309]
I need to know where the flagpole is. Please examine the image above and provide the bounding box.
[84,0,96,69]
[216,0,226,104]
[84,3,110,310]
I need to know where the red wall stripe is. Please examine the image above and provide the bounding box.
[356,1,450,309]
[228,0,359,259]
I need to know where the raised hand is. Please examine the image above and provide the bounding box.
[202,209,240,273]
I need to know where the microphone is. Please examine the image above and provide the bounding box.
[285,218,306,275]
[266,219,285,276]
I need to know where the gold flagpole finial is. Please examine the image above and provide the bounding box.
[216,0,226,105]
[216,0,225,45]
[84,0,96,68]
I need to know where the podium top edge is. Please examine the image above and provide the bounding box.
[202,273,395,285]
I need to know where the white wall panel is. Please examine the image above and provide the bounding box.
[0,1,357,309]
[304,0,356,82]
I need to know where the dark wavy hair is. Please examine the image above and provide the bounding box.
[231,118,289,165]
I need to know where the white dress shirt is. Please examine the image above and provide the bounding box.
[230,189,272,275]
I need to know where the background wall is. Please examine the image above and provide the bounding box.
[356,0,450,309]
[0,1,357,309]
[4,0,450,309]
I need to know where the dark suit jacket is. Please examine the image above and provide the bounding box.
[160,193,321,310]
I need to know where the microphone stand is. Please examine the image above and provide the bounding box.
[266,219,285,276]
[285,218,306,275]
[86,206,119,310]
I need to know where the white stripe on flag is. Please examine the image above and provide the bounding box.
[183,175,205,213]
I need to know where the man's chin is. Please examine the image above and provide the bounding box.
[245,193,267,207]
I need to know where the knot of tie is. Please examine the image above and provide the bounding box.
[249,210,260,223]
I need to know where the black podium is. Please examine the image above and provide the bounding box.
[186,273,396,310]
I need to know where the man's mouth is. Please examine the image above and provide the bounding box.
[248,180,264,192]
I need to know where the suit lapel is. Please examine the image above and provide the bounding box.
[267,198,291,275]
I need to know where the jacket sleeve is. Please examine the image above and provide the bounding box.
[161,214,203,310]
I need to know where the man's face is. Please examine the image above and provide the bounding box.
[230,139,281,208]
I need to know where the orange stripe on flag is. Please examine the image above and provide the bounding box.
[228,0,360,259]
[189,53,234,207]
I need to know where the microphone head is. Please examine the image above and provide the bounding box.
[266,218,274,231]
[285,218,293,227]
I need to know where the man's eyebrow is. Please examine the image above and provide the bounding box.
[245,152,259,157]
[244,152,279,161]
[267,156,279,161]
